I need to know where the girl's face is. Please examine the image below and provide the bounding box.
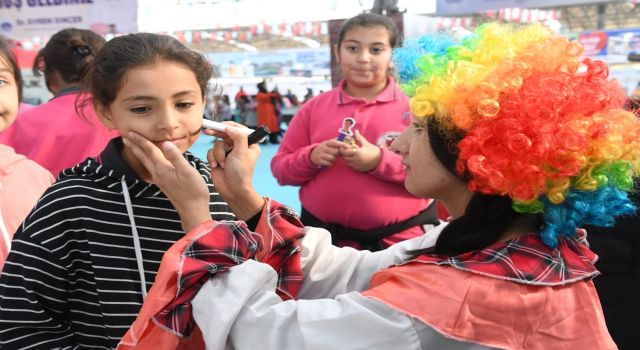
[97,59,205,178]
[0,55,19,132]
[391,120,459,199]
[336,25,393,92]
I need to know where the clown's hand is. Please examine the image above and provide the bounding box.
[340,130,382,172]
[208,125,265,221]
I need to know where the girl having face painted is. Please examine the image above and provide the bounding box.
[0,33,235,349]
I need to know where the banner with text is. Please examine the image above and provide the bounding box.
[0,0,138,41]
[577,28,640,64]
[436,0,621,16]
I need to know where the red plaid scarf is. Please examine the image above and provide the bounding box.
[154,201,305,338]
[414,229,598,285]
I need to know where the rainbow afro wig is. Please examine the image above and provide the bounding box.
[394,23,640,248]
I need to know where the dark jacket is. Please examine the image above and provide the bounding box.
[588,187,640,350]
[0,138,235,349]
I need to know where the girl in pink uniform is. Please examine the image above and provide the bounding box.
[271,13,434,251]
[0,28,117,176]
[0,38,53,270]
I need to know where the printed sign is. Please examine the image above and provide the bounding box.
[578,31,608,56]
[578,28,640,64]
[436,0,619,16]
[0,0,138,40]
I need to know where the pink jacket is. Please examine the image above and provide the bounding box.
[0,92,118,176]
[0,145,54,270]
[271,78,430,247]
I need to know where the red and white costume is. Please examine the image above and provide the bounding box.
[189,200,616,349]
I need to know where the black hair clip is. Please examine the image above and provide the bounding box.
[73,45,93,57]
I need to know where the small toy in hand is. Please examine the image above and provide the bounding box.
[337,117,356,145]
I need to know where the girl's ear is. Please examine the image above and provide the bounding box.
[95,104,116,130]
[333,43,340,63]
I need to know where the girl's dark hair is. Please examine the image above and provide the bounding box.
[34,28,105,86]
[412,194,542,257]
[408,119,541,258]
[0,37,23,102]
[257,81,267,93]
[337,13,401,49]
[80,33,214,112]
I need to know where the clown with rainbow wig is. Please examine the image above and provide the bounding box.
[395,23,638,250]
[120,23,635,349]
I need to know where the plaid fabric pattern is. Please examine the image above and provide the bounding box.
[414,229,599,286]
[153,201,305,338]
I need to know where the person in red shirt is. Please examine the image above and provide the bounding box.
[255,81,281,143]
[234,86,247,103]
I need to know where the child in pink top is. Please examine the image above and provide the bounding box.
[271,14,433,250]
[0,38,53,270]
[121,22,628,350]
[0,28,117,176]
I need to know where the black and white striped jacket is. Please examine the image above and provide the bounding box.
[0,138,235,349]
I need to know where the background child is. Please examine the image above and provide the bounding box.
[0,38,53,270]
[256,81,281,143]
[0,33,235,349]
[245,95,259,129]
[271,13,434,251]
[0,28,117,176]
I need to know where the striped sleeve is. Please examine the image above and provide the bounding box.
[0,233,74,349]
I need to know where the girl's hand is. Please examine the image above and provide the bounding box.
[123,132,211,232]
[207,124,265,220]
[310,139,345,167]
[340,130,382,172]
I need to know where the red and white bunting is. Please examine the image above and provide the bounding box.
[175,21,329,46]
[497,8,560,22]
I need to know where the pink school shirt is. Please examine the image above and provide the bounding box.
[0,145,54,270]
[271,78,430,246]
[0,92,118,176]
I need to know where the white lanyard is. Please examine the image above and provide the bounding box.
[121,179,148,300]
[0,207,11,254]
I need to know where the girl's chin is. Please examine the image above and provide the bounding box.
[348,77,385,89]
[176,139,198,153]
[152,139,189,153]
[349,74,373,82]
